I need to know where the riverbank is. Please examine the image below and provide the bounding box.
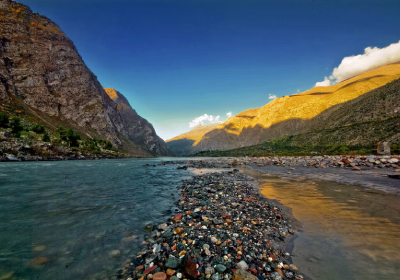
[116,170,305,280]
[159,155,400,194]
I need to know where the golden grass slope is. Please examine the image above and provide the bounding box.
[167,123,220,145]
[218,62,400,136]
[167,62,400,148]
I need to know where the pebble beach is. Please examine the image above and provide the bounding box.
[116,167,304,280]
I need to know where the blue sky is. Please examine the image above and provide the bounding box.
[17,0,400,140]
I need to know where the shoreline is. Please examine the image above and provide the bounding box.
[116,168,305,280]
[118,157,400,280]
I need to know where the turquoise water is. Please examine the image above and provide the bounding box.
[0,158,192,280]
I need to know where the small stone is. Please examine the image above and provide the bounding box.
[166,269,176,276]
[270,272,282,280]
[352,166,361,171]
[205,267,215,275]
[215,264,226,273]
[211,236,218,243]
[143,265,158,275]
[233,269,257,280]
[33,245,46,252]
[29,257,50,265]
[165,257,180,269]
[237,261,248,271]
[153,272,167,280]
[109,250,120,258]
[289,264,299,271]
[158,223,168,230]
[172,213,183,223]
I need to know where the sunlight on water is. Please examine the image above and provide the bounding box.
[245,170,400,280]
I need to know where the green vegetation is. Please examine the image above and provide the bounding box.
[81,138,114,153]
[31,123,45,133]
[194,136,379,157]
[0,109,122,158]
[56,127,81,147]
[9,116,23,137]
[42,132,50,142]
[0,112,9,128]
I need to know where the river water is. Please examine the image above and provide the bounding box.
[0,158,193,280]
[1,160,400,280]
[245,170,400,280]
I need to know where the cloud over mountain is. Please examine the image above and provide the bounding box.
[315,40,400,87]
[189,114,221,128]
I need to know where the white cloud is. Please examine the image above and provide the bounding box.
[315,40,400,87]
[189,114,221,128]
[331,41,400,82]
[315,76,331,87]
[268,94,277,99]
[226,112,233,118]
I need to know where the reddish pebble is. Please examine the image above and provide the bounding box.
[249,268,257,275]
[172,213,183,222]
[143,265,158,274]
[153,272,167,280]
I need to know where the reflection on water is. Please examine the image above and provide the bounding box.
[244,170,400,280]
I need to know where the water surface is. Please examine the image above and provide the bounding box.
[245,170,400,280]
[0,158,192,280]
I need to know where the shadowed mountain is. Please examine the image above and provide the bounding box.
[167,63,400,155]
[104,88,173,156]
[0,0,167,156]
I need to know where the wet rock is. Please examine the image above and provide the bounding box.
[233,269,257,280]
[110,250,121,258]
[29,257,50,266]
[172,213,183,223]
[215,264,226,273]
[165,257,180,269]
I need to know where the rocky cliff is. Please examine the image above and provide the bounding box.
[0,0,167,156]
[167,63,400,155]
[104,88,173,156]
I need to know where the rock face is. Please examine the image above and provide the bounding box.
[104,88,173,156]
[0,0,167,156]
[167,63,400,155]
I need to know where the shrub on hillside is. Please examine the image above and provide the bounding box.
[0,112,9,128]
[42,132,50,142]
[9,116,23,137]
[32,124,45,133]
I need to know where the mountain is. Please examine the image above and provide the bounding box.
[166,123,220,156]
[196,76,400,156]
[0,0,168,156]
[167,63,400,155]
[104,88,173,156]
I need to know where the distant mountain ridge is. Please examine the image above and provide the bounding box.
[167,63,400,155]
[0,0,170,156]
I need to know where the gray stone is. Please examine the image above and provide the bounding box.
[237,261,248,271]
[165,257,180,269]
